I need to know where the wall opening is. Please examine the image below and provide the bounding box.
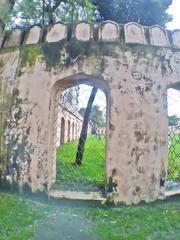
[165,86,180,191]
[51,76,108,196]
[67,120,70,142]
[60,117,65,144]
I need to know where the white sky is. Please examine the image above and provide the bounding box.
[78,85,106,111]
[167,0,180,30]
[167,0,180,117]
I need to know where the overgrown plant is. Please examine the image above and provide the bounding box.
[0,0,95,29]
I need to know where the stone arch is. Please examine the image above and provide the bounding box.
[67,120,71,142]
[99,21,120,42]
[60,117,65,144]
[172,30,180,49]
[72,122,75,141]
[124,22,146,44]
[46,22,67,43]
[75,22,92,41]
[49,73,110,187]
[149,25,169,47]
[75,122,78,140]
[24,25,42,45]
[4,28,22,48]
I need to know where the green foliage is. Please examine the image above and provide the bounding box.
[56,135,105,185]
[20,45,43,67]
[0,192,52,240]
[0,0,95,28]
[168,115,180,126]
[92,0,173,26]
[0,0,173,28]
[0,4,11,28]
[85,198,180,240]
[79,105,106,128]
[55,0,95,23]
[168,134,180,181]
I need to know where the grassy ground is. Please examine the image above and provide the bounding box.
[168,134,180,181]
[85,198,180,240]
[0,193,52,240]
[0,192,179,240]
[56,135,105,185]
[56,134,180,185]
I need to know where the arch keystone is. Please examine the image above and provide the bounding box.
[25,26,42,45]
[150,26,170,47]
[172,30,180,49]
[99,21,119,42]
[46,23,67,42]
[75,22,92,41]
[124,22,146,44]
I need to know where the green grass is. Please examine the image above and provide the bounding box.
[168,134,180,181]
[56,135,106,185]
[0,193,51,240]
[85,197,180,240]
[0,193,179,240]
[57,133,180,185]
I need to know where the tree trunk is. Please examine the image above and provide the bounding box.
[48,0,53,24]
[42,0,45,26]
[75,87,98,166]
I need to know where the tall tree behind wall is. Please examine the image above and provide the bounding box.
[0,0,95,28]
[92,0,173,27]
[0,0,15,29]
[0,0,174,28]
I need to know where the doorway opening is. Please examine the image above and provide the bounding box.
[53,83,107,195]
[166,87,180,191]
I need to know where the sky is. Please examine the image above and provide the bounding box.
[167,0,180,117]
[167,0,180,30]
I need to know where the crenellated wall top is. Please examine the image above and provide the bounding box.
[0,21,180,49]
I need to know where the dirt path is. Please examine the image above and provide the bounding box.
[33,203,98,240]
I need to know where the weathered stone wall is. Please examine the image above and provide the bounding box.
[0,21,180,204]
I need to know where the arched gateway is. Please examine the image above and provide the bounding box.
[0,21,180,204]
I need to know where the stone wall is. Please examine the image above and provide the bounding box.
[0,21,180,204]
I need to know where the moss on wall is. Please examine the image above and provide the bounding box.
[19,45,44,68]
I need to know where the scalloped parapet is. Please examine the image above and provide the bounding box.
[0,21,180,49]
[124,22,146,44]
[4,29,22,47]
[149,26,170,47]
[172,30,180,49]
[25,26,42,45]
[99,21,119,42]
[74,22,92,41]
[46,23,67,42]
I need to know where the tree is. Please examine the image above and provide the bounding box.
[79,105,106,131]
[0,0,15,29]
[92,0,173,27]
[75,87,98,166]
[1,0,173,29]
[0,0,95,28]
